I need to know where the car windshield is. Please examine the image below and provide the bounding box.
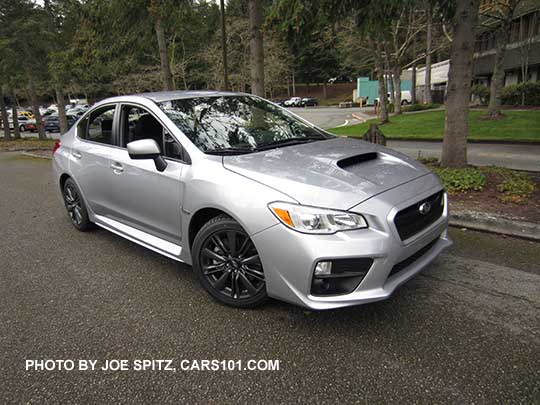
[157,95,332,154]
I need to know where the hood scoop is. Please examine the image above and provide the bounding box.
[337,152,378,169]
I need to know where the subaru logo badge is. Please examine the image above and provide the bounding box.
[419,202,432,215]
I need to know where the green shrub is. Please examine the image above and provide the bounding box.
[432,167,486,194]
[493,169,535,204]
[403,103,440,112]
[418,156,439,165]
[471,84,489,104]
[501,82,540,106]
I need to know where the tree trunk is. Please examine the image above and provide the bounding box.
[0,88,11,140]
[322,82,327,99]
[10,87,20,139]
[249,0,265,97]
[27,78,46,140]
[424,1,433,104]
[393,67,402,114]
[155,17,174,91]
[56,86,68,134]
[487,0,518,118]
[292,68,296,96]
[375,42,389,124]
[220,0,229,91]
[441,0,480,168]
[388,73,395,105]
[411,36,417,104]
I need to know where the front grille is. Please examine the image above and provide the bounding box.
[388,236,440,278]
[394,191,444,240]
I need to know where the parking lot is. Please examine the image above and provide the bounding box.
[1,152,539,403]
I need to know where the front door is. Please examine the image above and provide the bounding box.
[106,104,185,250]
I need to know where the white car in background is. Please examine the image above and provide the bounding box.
[375,91,412,105]
[283,97,302,107]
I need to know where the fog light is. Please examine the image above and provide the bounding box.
[314,261,332,277]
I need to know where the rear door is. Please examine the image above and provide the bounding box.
[69,104,118,217]
[106,103,185,248]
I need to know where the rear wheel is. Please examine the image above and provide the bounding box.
[192,215,267,308]
[63,178,92,231]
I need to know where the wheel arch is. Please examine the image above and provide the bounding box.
[188,207,230,250]
[59,173,71,191]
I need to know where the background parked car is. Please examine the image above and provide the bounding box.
[18,110,35,120]
[301,97,318,107]
[44,114,78,132]
[66,106,88,116]
[271,98,286,106]
[1,115,37,132]
[283,97,302,107]
[374,91,412,105]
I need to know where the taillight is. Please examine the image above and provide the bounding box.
[52,139,61,155]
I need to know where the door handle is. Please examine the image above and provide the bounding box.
[72,151,82,159]
[110,162,124,173]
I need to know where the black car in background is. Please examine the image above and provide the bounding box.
[301,97,318,107]
[44,114,77,132]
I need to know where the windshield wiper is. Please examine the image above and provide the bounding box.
[204,147,256,155]
[256,136,325,151]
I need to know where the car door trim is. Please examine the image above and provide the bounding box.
[94,214,183,261]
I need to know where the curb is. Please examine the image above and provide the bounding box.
[21,151,52,160]
[450,210,540,241]
[351,113,367,123]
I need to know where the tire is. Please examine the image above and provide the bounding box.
[192,215,267,308]
[19,125,25,133]
[62,178,92,231]
[401,100,409,105]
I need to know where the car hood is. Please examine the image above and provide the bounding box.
[223,137,431,210]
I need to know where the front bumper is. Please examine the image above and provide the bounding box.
[252,175,452,310]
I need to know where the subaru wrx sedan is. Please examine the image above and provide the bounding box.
[53,91,452,309]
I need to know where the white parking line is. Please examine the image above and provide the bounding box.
[337,120,349,127]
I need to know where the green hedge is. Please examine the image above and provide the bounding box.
[501,81,540,106]
[471,84,489,105]
[403,103,440,112]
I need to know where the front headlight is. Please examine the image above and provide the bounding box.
[268,202,368,234]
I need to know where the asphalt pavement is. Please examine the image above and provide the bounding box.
[1,152,539,403]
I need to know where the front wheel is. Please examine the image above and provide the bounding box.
[192,215,267,308]
[19,125,25,132]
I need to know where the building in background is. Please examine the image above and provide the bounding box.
[473,1,540,86]
[414,60,450,104]
[407,1,539,104]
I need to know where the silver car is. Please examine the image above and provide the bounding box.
[53,91,452,309]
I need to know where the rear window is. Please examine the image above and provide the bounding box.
[78,105,116,145]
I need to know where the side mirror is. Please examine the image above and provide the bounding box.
[127,139,167,172]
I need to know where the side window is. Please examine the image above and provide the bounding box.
[79,105,116,145]
[121,104,186,162]
[164,132,184,160]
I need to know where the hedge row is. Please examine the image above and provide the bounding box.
[501,81,540,106]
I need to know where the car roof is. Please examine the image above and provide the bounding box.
[137,90,244,103]
[93,90,250,108]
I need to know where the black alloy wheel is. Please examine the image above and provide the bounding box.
[193,215,267,308]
